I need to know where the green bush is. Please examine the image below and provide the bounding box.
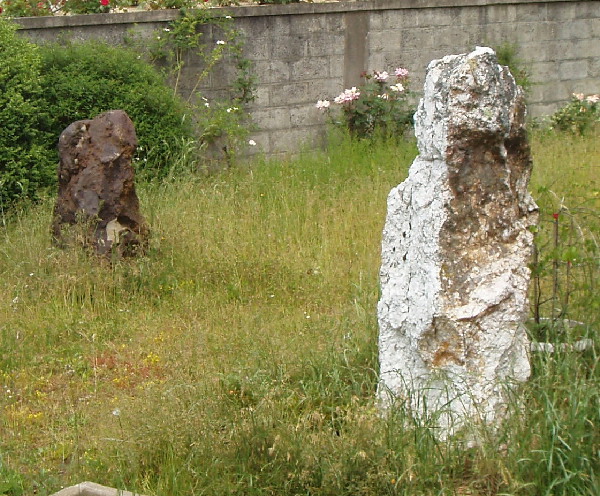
[0,18,55,207]
[317,68,414,140]
[38,40,194,179]
[550,92,600,135]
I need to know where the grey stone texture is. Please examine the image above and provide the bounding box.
[377,47,538,438]
[50,481,145,496]
[16,0,600,157]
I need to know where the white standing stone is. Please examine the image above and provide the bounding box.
[377,47,538,437]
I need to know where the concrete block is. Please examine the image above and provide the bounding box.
[529,83,545,104]
[291,56,331,80]
[559,60,589,81]
[244,38,270,61]
[307,32,345,56]
[207,60,242,90]
[251,86,270,108]
[401,27,432,51]
[562,39,600,60]
[290,104,325,127]
[455,7,482,28]
[556,18,593,40]
[308,78,345,102]
[254,60,291,84]
[576,1,600,19]
[329,54,345,79]
[269,82,311,106]
[591,19,600,38]
[270,15,292,37]
[370,11,385,31]
[529,102,561,119]
[417,8,458,27]
[291,13,327,33]
[326,13,345,32]
[589,56,600,78]
[378,10,418,29]
[530,61,560,82]
[271,36,309,62]
[486,4,518,24]
[512,22,556,43]
[519,41,554,63]
[251,107,291,131]
[547,2,580,21]
[368,29,403,53]
[270,126,321,154]
[244,130,269,155]
[517,4,548,22]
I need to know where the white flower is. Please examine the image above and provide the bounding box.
[586,94,599,104]
[112,408,121,417]
[334,87,360,104]
[374,70,389,82]
[163,28,171,32]
[315,100,330,110]
[216,40,226,45]
[248,139,257,146]
[390,83,405,93]
[225,15,232,19]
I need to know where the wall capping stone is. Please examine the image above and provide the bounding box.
[13,0,588,29]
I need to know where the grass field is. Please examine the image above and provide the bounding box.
[0,130,598,495]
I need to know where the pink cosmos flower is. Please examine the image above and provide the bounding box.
[394,67,409,80]
[573,93,585,101]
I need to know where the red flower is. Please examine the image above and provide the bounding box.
[552,212,559,220]
[100,0,109,5]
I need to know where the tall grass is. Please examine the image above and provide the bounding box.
[0,130,598,496]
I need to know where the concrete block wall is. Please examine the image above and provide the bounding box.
[15,0,600,156]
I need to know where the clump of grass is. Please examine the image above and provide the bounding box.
[0,130,598,495]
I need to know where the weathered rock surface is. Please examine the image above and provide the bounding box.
[52,110,148,256]
[377,47,538,436]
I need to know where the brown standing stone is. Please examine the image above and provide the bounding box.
[52,110,148,256]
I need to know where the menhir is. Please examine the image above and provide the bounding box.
[377,47,539,437]
[52,110,148,256]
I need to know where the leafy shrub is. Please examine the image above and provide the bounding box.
[0,0,54,17]
[316,68,414,140]
[64,0,112,14]
[143,9,256,165]
[0,17,55,207]
[495,42,532,94]
[550,92,600,135]
[37,40,194,178]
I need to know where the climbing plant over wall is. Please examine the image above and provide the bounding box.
[139,8,256,166]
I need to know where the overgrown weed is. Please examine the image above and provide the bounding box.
[0,131,598,495]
